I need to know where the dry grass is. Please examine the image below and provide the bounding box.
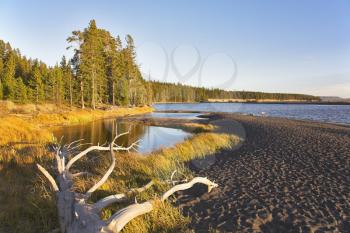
[121,117,216,133]
[0,116,53,146]
[0,100,60,114]
[0,145,58,233]
[31,106,153,127]
[180,123,216,133]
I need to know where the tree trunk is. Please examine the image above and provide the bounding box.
[112,81,115,105]
[81,81,85,109]
[92,71,96,110]
[69,76,73,107]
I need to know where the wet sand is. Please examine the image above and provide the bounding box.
[176,114,350,232]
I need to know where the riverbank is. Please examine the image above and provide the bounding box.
[176,113,350,232]
[0,101,153,146]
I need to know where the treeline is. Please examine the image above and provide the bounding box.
[149,81,320,102]
[0,20,151,108]
[0,20,319,108]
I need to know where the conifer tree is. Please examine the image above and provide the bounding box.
[60,56,74,106]
[30,61,45,103]
[67,30,85,108]
[15,77,28,103]
[79,20,105,109]
[2,51,16,100]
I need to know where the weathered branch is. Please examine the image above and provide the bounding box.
[170,170,177,183]
[129,180,154,194]
[66,139,84,149]
[71,171,92,177]
[103,202,153,232]
[161,177,218,201]
[113,140,140,152]
[36,164,59,192]
[65,145,111,171]
[166,170,188,185]
[65,139,138,171]
[93,181,155,211]
[86,144,116,198]
[94,194,128,211]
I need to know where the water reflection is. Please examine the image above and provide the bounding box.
[52,118,191,154]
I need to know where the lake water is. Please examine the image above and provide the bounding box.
[147,112,201,119]
[52,118,191,154]
[154,103,350,125]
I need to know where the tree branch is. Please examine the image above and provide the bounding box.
[93,180,154,211]
[37,164,59,192]
[86,144,116,198]
[161,177,218,201]
[93,193,128,211]
[65,145,111,171]
[71,171,93,177]
[103,202,153,233]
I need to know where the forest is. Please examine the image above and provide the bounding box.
[149,81,320,102]
[0,20,320,108]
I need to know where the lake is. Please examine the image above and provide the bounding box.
[146,112,201,119]
[154,103,350,125]
[52,118,191,154]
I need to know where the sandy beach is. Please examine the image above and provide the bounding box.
[176,113,350,232]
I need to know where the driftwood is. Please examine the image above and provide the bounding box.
[37,130,218,233]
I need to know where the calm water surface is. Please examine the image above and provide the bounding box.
[52,118,191,154]
[154,103,350,125]
[148,112,201,119]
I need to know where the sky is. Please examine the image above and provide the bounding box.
[0,0,349,98]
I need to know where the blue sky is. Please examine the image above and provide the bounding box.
[1,0,349,97]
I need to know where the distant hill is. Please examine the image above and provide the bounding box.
[320,96,350,102]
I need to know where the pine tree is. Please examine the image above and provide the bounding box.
[53,65,64,105]
[67,30,85,108]
[29,61,45,103]
[2,51,16,100]
[79,20,105,109]
[15,77,28,103]
[105,35,123,105]
[60,56,74,106]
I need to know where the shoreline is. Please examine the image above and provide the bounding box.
[176,113,350,232]
[154,101,350,105]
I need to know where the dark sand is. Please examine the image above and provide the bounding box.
[176,114,350,233]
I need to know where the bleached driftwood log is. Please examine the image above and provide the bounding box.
[37,130,218,233]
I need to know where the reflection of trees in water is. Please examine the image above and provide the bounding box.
[53,119,147,150]
[114,122,146,148]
